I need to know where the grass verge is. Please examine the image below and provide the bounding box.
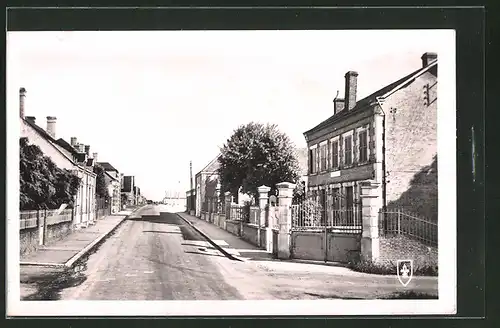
[347,259,438,276]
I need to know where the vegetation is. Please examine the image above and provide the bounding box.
[347,259,438,277]
[93,163,110,201]
[20,137,81,210]
[217,122,300,201]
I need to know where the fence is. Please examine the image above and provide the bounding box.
[20,208,74,230]
[379,208,437,246]
[230,204,249,222]
[291,205,362,233]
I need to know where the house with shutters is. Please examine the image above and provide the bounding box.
[303,52,438,223]
[19,87,98,228]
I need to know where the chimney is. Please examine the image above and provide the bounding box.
[19,88,26,118]
[25,116,36,124]
[92,152,98,162]
[46,116,57,138]
[84,145,90,156]
[421,52,437,68]
[344,71,358,111]
[70,137,78,147]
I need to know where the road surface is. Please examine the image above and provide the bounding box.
[22,205,438,301]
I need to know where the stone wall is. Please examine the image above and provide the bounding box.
[225,220,241,236]
[378,235,438,267]
[20,221,74,256]
[384,69,438,222]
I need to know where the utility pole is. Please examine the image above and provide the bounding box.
[190,161,193,192]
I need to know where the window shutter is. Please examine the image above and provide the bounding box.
[316,147,320,173]
[338,136,343,169]
[326,140,331,169]
[352,132,358,165]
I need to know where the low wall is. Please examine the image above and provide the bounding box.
[225,220,241,236]
[20,227,39,255]
[291,230,361,263]
[218,214,226,229]
[20,221,74,256]
[241,224,259,246]
[378,235,438,267]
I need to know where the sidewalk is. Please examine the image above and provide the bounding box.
[177,212,275,261]
[20,208,136,267]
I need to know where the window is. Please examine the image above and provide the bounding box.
[319,143,327,171]
[309,148,317,174]
[344,135,353,166]
[331,140,339,169]
[359,130,368,163]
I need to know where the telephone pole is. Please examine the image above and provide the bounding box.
[190,161,193,192]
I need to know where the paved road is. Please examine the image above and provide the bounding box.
[25,204,438,301]
[59,205,243,300]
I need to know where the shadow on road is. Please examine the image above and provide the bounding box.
[128,213,207,242]
[21,265,88,301]
[142,230,182,235]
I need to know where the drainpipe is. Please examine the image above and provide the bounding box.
[375,97,388,228]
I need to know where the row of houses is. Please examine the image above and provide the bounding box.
[188,51,438,227]
[19,87,146,227]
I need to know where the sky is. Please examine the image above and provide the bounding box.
[7,30,451,201]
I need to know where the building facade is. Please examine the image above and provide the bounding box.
[303,52,438,222]
[19,88,97,227]
[194,154,221,217]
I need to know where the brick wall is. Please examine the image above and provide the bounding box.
[20,228,39,255]
[384,69,438,222]
[378,235,438,267]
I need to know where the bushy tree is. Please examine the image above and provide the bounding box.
[93,163,110,201]
[217,122,300,201]
[20,137,81,210]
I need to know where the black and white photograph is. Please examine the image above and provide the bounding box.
[7,28,456,316]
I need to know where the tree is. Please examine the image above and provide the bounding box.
[19,137,81,210]
[93,163,110,201]
[217,122,300,201]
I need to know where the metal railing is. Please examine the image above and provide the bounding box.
[379,209,438,246]
[291,205,362,233]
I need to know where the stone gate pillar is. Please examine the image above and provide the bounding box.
[276,182,296,259]
[224,191,232,221]
[258,185,271,249]
[360,182,382,262]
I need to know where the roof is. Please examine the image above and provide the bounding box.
[96,162,119,172]
[197,154,221,176]
[22,118,95,175]
[304,59,438,136]
[104,170,119,181]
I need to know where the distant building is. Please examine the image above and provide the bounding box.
[97,160,122,213]
[194,154,221,217]
[121,175,136,206]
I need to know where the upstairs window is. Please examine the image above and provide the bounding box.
[331,140,339,170]
[344,135,353,166]
[358,130,368,163]
[319,143,327,171]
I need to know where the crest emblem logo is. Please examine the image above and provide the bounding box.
[396,260,413,287]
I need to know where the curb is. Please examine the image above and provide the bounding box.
[20,206,145,268]
[65,206,147,268]
[176,213,244,262]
